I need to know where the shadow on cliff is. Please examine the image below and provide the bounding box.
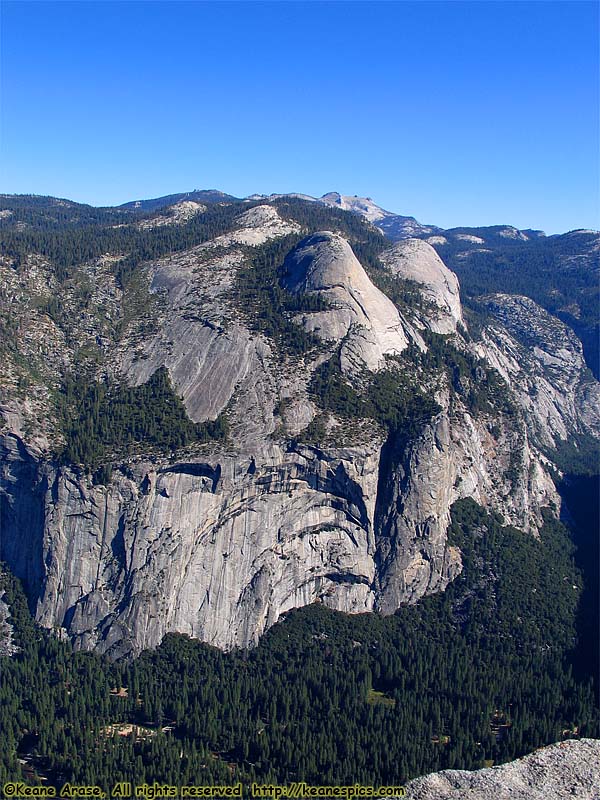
[372,429,412,586]
[559,474,600,704]
[0,435,47,615]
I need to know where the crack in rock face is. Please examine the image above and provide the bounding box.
[0,208,598,658]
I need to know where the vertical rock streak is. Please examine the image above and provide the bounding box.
[0,218,597,656]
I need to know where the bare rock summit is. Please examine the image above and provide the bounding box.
[281,231,414,372]
[381,238,464,333]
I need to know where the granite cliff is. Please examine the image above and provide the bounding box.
[0,194,597,656]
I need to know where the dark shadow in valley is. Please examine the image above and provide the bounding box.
[559,474,600,704]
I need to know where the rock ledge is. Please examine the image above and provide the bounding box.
[404,738,600,799]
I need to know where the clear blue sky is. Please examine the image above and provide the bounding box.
[1,1,598,233]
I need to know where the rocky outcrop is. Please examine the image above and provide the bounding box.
[316,192,439,240]
[243,191,440,240]
[137,201,206,229]
[0,435,47,603]
[380,239,464,334]
[213,205,301,247]
[319,193,393,223]
[281,232,414,373]
[2,437,382,656]
[474,294,600,449]
[0,383,558,657]
[0,595,17,656]
[0,201,597,658]
[119,207,299,428]
[404,738,600,799]
[375,389,556,612]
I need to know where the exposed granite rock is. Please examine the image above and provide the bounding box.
[474,294,600,448]
[0,434,47,603]
[0,210,597,658]
[212,204,301,247]
[281,231,412,373]
[0,380,557,657]
[137,201,206,229]
[319,193,393,223]
[380,239,464,334]
[404,738,600,799]
[117,205,303,432]
[0,594,17,656]
[245,192,440,240]
[375,390,555,612]
[12,441,380,655]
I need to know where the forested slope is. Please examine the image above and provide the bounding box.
[1,501,597,788]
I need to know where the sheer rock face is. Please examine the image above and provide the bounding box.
[0,213,597,657]
[474,294,600,448]
[2,437,382,656]
[374,394,556,612]
[0,396,556,657]
[119,206,299,427]
[281,232,414,373]
[404,738,600,800]
[380,239,464,334]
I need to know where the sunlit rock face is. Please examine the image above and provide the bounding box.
[380,238,464,334]
[0,199,598,657]
[281,231,413,374]
[404,738,600,800]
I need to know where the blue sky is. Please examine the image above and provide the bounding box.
[1,1,598,233]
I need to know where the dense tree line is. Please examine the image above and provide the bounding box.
[272,198,387,265]
[230,200,396,359]
[1,500,597,789]
[58,367,228,476]
[0,199,255,284]
[418,331,516,416]
[304,332,517,446]
[1,196,597,791]
[308,355,440,440]
[232,234,329,356]
[548,433,600,478]
[3,196,428,472]
[0,194,140,229]
[3,194,597,375]
[1,195,390,294]
[559,475,600,702]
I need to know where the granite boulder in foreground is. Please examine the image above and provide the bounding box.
[404,738,600,799]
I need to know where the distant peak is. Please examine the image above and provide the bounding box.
[319,192,393,223]
[120,188,239,212]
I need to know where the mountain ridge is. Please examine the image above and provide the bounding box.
[3,190,597,377]
[0,192,598,656]
[4,188,599,237]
